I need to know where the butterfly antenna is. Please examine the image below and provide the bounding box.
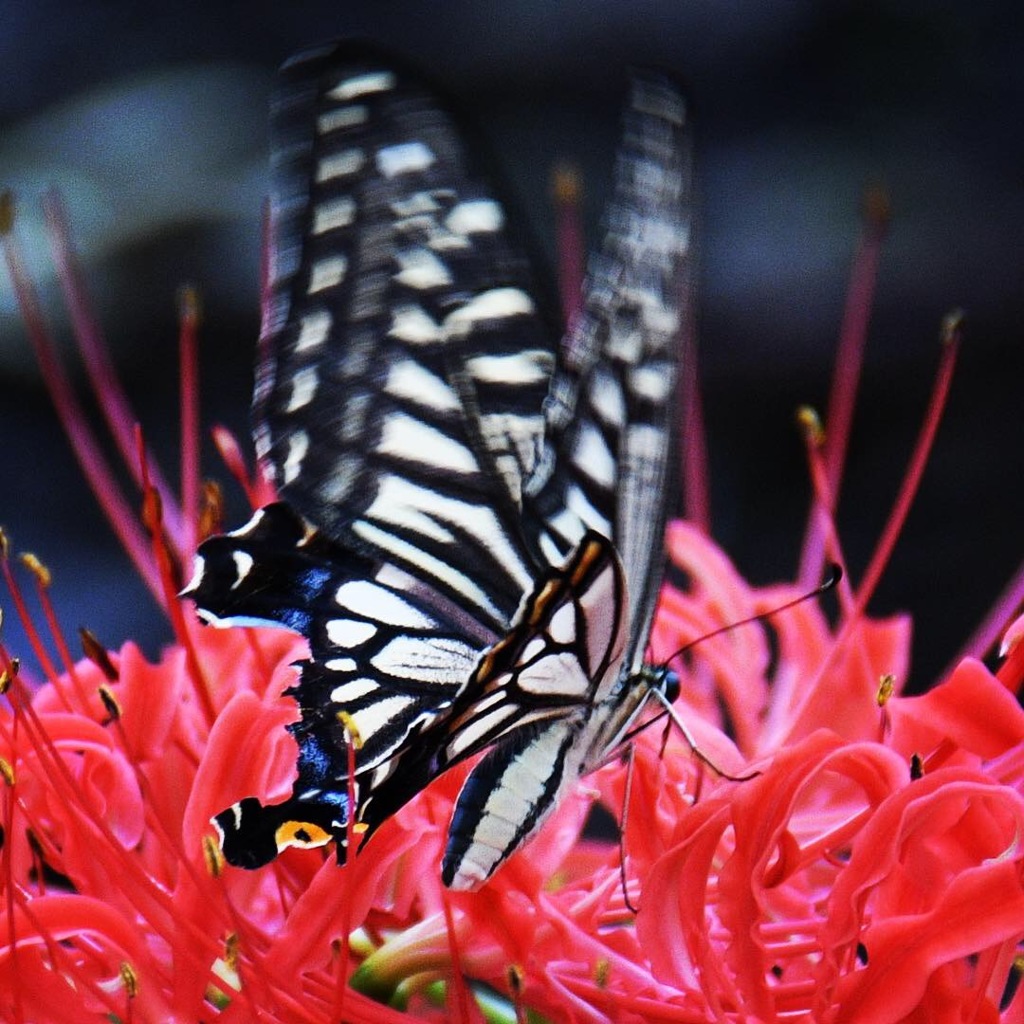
[626,562,844,774]
[664,561,843,669]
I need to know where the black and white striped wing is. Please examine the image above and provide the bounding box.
[187,42,570,864]
[529,72,691,672]
[186,501,488,866]
[436,74,692,887]
[259,41,560,609]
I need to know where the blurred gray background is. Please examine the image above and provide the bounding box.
[1,1,1020,690]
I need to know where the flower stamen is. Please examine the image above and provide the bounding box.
[853,309,962,617]
[1,193,162,602]
[41,190,186,556]
[178,284,202,557]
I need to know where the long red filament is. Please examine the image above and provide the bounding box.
[136,428,217,727]
[851,313,961,616]
[553,164,585,328]
[678,278,709,531]
[28,571,91,710]
[822,189,889,498]
[1,211,163,604]
[41,191,186,557]
[796,409,855,617]
[0,554,69,707]
[3,680,223,983]
[952,558,1024,686]
[178,285,202,558]
[798,190,888,588]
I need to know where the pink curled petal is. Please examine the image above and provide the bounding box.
[656,522,772,746]
[752,583,832,704]
[887,657,1024,763]
[716,736,904,1015]
[3,893,169,1021]
[19,713,145,854]
[183,617,308,707]
[813,769,1024,1017]
[116,641,182,760]
[831,860,1024,1022]
[638,797,735,1002]
[183,688,297,849]
[776,614,911,748]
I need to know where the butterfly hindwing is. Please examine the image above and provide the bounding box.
[530,73,690,664]
[185,501,488,862]
[436,74,691,886]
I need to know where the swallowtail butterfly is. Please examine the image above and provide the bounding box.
[183,41,691,890]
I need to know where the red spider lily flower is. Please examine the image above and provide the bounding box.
[2,169,1024,1024]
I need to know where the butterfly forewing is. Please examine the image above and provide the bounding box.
[261,43,561,610]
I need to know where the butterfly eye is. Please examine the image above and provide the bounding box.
[661,667,682,706]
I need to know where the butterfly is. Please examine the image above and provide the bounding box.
[182,40,691,890]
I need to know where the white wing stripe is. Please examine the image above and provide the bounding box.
[328,71,396,100]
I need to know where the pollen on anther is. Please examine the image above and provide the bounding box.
[224,932,240,972]
[0,666,13,696]
[796,406,826,447]
[80,627,119,681]
[203,834,225,877]
[876,673,896,706]
[19,551,51,587]
[336,709,364,749]
[119,961,139,999]
[507,963,525,995]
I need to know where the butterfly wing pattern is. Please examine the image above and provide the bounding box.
[183,41,691,890]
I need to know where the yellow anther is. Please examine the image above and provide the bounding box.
[506,963,525,996]
[861,184,891,233]
[876,673,896,707]
[178,283,202,326]
[0,658,19,694]
[0,191,13,235]
[119,961,139,999]
[336,710,364,749]
[98,685,122,720]
[19,552,51,588]
[203,834,225,877]
[796,406,825,447]
[551,163,582,204]
[80,627,119,681]
[941,308,965,347]
[224,932,240,972]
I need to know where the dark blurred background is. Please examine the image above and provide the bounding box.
[1,1,1020,690]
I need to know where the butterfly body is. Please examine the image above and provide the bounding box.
[185,41,691,889]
